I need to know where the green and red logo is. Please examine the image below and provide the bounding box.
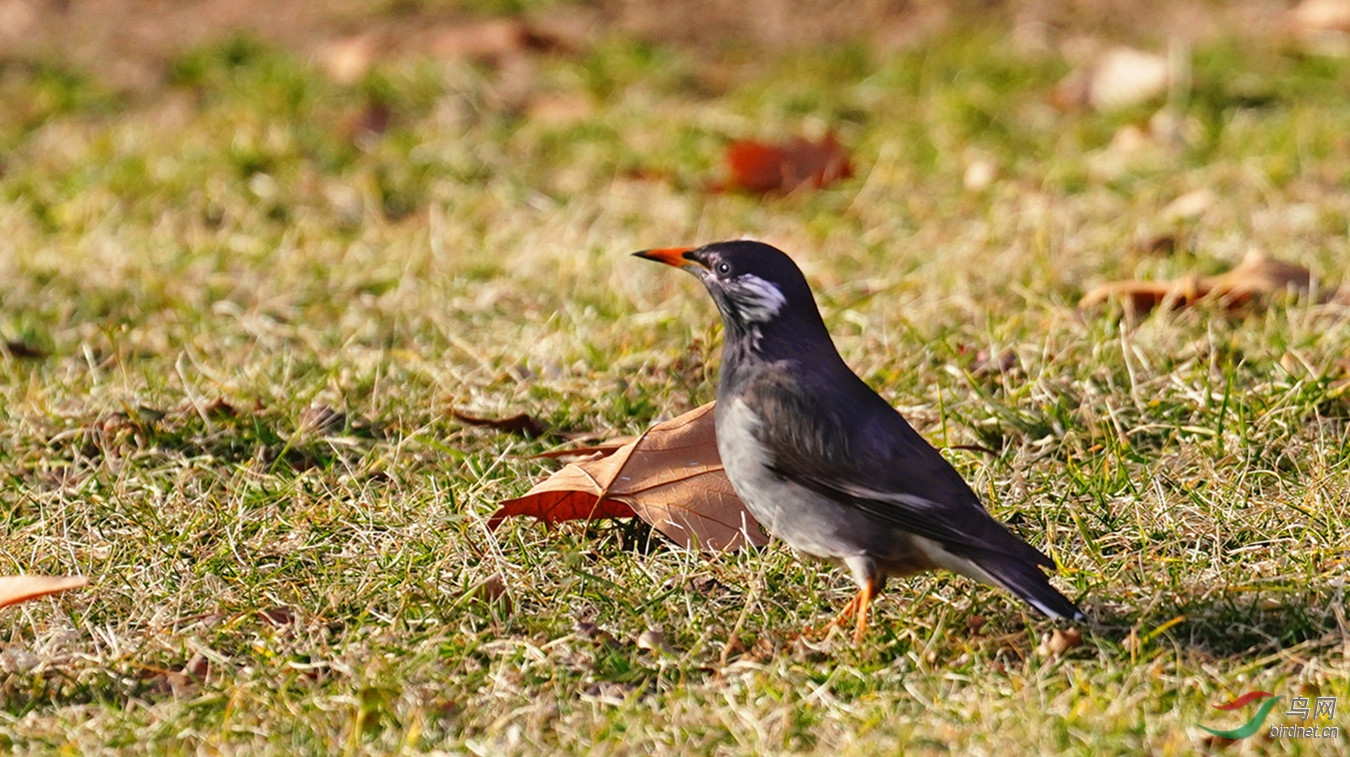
[1200,691,1283,739]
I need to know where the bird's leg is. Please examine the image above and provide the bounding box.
[852,576,878,644]
[800,592,861,640]
[830,591,863,627]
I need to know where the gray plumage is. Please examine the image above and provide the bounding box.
[637,240,1083,629]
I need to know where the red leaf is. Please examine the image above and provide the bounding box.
[492,403,767,551]
[718,132,853,194]
[489,489,638,530]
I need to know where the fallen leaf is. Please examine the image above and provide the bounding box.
[963,158,998,192]
[1206,253,1315,303]
[491,403,767,551]
[686,575,725,596]
[183,651,212,683]
[258,606,298,628]
[0,575,89,610]
[1053,46,1172,112]
[299,403,347,436]
[146,650,217,697]
[531,436,636,460]
[1036,627,1083,658]
[715,132,852,194]
[418,19,560,61]
[1138,234,1180,256]
[1161,188,1216,221]
[575,620,621,648]
[1292,0,1350,35]
[203,398,238,419]
[969,349,1017,376]
[474,573,511,614]
[1080,251,1316,313]
[316,33,380,84]
[3,340,47,359]
[316,19,573,85]
[526,92,594,125]
[581,681,638,705]
[490,467,640,526]
[453,410,549,438]
[637,628,676,657]
[339,97,393,146]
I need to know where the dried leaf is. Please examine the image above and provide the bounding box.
[1206,253,1315,303]
[963,158,998,192]
[339,97,393,145]
[0,575,89,610]
[575,620,621,648]
[453,410,549,438]
[581,681,638,705]
[419,19,561,61]
[1161,188,1215,221]
[492,403,767,551]
[146,650,217,697]
[203,398,238,419]
[299,404,347,436]
[183,651,212,683]
[1138,234,1180,256]
[1292,0,1350,34]
[1054,46,1171,112]
[474,573,512,614]
[490,469,639,526]
[1080,251,1316,313]
[3,340,47,359]
[531,437,635,460]
[687,575,725,596]
[968,349,1017,376]
[637,628,676,657]
[716,132,852,194]
[316,33,380,84]
[1036,627,1083,658]
[258,606,298,628]
[526,92,594,125]
[317,19,571,85]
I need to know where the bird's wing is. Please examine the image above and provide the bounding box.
[742,371,1053,568]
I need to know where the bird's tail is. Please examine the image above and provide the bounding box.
[978,556,1084,621]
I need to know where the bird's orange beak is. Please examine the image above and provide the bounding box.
[634,247,698,268]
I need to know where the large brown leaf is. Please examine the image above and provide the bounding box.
[491,403,767,551]
[1080,251,1316,313]
[0,575,88,610]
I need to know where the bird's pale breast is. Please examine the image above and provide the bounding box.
[717,397,877,561]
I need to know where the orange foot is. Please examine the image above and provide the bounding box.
[800,578,879,644]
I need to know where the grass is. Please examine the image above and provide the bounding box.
[2,14,1348,755]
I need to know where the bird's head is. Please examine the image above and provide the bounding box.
[635,240,832,358]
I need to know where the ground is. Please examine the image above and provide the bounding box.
[0,0,1348,754]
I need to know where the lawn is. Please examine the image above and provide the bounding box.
[1,3,1347,754]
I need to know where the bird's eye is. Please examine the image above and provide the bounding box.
[715,261,732,277]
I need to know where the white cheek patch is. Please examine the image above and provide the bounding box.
[730,274,787,322]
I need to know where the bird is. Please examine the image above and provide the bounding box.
[635,240,1084,643]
